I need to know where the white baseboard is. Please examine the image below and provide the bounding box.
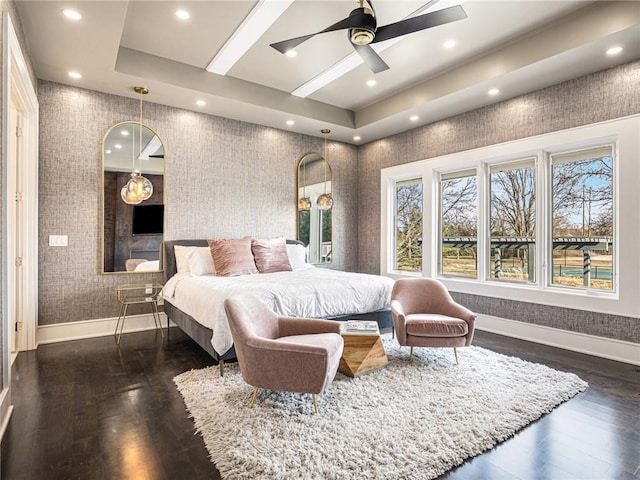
[476,314,640,366]
[37,312,173,346]
[33,312,640,365]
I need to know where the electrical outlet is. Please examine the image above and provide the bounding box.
[49,235,68,247]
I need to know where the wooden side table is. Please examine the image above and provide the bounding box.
[338,323,388,377]
[115,284,163,344]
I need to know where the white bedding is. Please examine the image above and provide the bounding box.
[163,269,395,356]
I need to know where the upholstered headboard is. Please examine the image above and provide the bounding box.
[163,239,305,283]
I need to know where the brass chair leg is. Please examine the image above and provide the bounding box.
[454,347,459,365]
[249,387,259,409]
[312,394,318,414]
[409,346,414,364]
[219,360,224,377]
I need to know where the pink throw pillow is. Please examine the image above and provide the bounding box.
[251,237,293,274]
[208,237,258,276]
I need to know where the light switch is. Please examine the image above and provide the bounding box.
[49,235,68,247]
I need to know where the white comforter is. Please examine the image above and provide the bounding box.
[163,268,395,356]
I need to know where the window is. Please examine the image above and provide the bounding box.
[440,170,477,278]
[551,146,614,291]
[394,178,423,272]
[489,160,536,283]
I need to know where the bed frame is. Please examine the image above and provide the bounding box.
[162,239,392,371]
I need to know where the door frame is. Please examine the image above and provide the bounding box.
[1,11,38,439]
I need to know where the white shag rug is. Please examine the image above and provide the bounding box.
[174,339,587,479]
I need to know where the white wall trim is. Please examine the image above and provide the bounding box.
[476,314,640,366]
[37,313,173,346]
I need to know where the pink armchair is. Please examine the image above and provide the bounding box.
[391,278,476,364]
[224,293,344,413]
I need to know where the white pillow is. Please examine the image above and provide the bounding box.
[286,243,310,270]
[187,247,216,276]
[174,245,192,274]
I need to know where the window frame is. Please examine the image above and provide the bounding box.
[380,116,638,317]
[486,157,538,285]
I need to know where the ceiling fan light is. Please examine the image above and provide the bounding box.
[350,28,375,45]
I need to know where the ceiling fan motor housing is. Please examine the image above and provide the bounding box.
[349,7,376,45]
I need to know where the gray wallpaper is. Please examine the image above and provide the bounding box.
[36,61,640,345]
[37,81,358,325]
[356,60,640,343]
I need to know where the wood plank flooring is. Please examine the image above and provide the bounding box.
[2,328,638,480]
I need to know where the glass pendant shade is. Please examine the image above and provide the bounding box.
[121,171,153,204]
[317,193,333,210]
[298,196,311,210]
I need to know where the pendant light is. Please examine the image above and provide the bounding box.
[317,128,333,210]
[121,86,153,204]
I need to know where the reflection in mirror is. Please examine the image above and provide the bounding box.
[102,121,165,273]
[297,153,332,264]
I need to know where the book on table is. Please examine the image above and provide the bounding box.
[345,320,378,332]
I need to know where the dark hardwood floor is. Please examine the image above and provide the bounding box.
[2,328,638,480]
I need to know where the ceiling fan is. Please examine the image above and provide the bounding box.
[270,1,468,74]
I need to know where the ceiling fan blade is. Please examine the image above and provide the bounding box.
[352,43,389,74]
[271,9,372,54]
[372,5,467,44]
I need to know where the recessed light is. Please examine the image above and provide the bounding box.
[68,71,82,79]
[285,50,297,58]
[606,46,623,56]
[114,144,122,149]
[286,120,295,126]
[105,149,112,154]
[366,79,377,87]
[443,39,456,49]
[62,9,81,20]
[175,10,190,20]
[353,136,361,141]
[488,88,500,96]
[410,115,419,122]
[121,130,130,136]
[196,100,206,107]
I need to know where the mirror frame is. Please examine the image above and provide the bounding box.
[296,152,333,264]
[101,121,167,274]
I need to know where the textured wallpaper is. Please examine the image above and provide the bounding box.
[36,61,640,344]
[356,60,640,343]
[37,81,358,325]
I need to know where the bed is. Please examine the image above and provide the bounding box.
[162,239,394,368]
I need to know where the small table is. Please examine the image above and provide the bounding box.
[338,323,388,377]
[115,284,164,344]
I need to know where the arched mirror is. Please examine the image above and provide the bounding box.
[297,152,332,264]
[102,121,166,273]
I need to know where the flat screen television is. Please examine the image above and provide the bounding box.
[132,204,164,235]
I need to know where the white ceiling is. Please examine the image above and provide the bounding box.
[15,0,640,144]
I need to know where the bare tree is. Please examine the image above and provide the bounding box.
[396,183,423,269]
[491,168,535,236]
[441,176,477,236]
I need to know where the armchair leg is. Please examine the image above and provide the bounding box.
[312,394,318,414]
[219,360,224,377]
[409,346,414,364]
[454,347,459,365]
[249,387,259,409]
